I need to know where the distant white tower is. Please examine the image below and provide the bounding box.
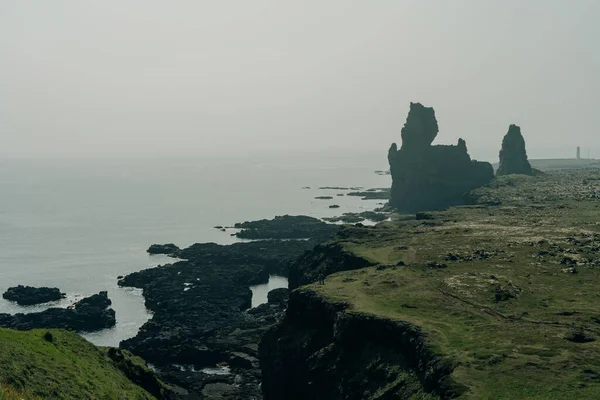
[577,146,581,160]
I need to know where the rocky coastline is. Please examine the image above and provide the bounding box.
[117,215,340,398]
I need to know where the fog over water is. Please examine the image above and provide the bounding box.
[1,1,599,160]
[0,154,390,346]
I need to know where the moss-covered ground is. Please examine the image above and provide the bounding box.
[309,170,600,399]
[0,328,156,399]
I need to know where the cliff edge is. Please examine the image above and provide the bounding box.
[261,169,600,399]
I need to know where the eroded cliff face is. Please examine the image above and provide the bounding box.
[288,242,373,289]
[259,289,465,400]
[496,124,533,176]
[388,103,494,212]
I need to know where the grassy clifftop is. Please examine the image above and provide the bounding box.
[304,170,600,399]
[0,328,159,399]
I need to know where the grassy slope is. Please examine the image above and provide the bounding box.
[307,170,600,399]
[0,328,156,400]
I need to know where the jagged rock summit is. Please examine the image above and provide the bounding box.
[388,102,494,212]
[496,124,533,176]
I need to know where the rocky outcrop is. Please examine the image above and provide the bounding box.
[388,102,494,212]
[119,216,336,399]
[288,243,373,289]
[0,292,115,332]
[234,215,338,241]
[496,124,533,176]
[267,288,289,305]
[2,285,65,306]
[147,243,180,255]
[259,289,465,400]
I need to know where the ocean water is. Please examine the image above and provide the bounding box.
[0,152,390,346]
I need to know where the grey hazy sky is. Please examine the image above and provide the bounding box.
[1,1,599,160]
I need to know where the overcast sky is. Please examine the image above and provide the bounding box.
[1,1,599,160]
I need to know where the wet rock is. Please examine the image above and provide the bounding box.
[234,215,338,241]
[315,196,334,200]
[375,170,391,176]
[497,124,533,176]
[119,218,329,397]
[267,288,289,305]
[346,189,390,200]
[322,214,365,224]
[147,243,180,255]
[388,103,493,212]
[2,285,65,306]
[0,292,115,332]
[358,211,387,222]
[329,204,340,209]
[228,352,258,369]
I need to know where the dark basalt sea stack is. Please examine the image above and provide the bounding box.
[388,102,494,212]
[496,124,533,176]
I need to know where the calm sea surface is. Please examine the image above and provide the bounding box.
[0,152,390,346]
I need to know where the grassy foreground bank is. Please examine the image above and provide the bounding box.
[0,328,157,399]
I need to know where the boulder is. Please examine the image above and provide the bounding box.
[2,285,66,306]
[497,124,533,176]
[388,103,494,212]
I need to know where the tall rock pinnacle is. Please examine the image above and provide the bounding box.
[388,103,494,212]
[496,124,533,176]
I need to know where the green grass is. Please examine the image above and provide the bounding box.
[0,384,38,400]
[306,169,600,399]
[0,329,156,399]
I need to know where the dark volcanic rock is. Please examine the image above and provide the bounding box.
[346,189,391,200]
[323,211,387,224]
[2,285,65,306]
[234,215,338,241]
[322,214,365,224]
[147,243,180,255]
[260,290,464,400]
[288,243,373,289]
[267,288,290,305]
[118,219,332,398]
[388,102,494,212]
[0,292,115,332]
[496,124,533,176]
